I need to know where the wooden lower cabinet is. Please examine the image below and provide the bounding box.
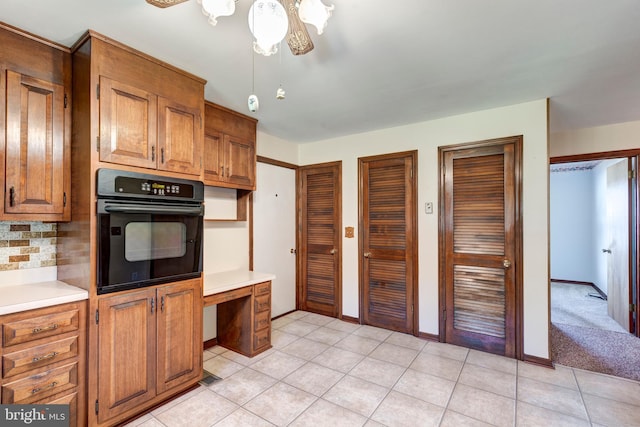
[0,301,86,426]
[216,281,272,357]
[94,278,203,426]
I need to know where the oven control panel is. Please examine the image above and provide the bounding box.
[115,176,194,198]
[97,168,204,202]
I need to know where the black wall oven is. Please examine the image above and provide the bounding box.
[97,169,204,294]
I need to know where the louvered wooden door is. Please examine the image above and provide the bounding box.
[440,137,522,358]
[298,162,342,317]
[360,151,417,334]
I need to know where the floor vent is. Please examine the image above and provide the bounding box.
[199,370,222,387]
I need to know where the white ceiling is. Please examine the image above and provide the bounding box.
[1,0,639,143]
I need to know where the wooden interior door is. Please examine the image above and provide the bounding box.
[440,136,522,358]
[606,159,631,331]
[5,70,65,215]
[297,162,342,317]
[359,151,417,334]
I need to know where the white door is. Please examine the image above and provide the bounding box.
[253,162,297,317]
[606,159,630,331]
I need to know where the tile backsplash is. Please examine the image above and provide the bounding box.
[0,222,57,271]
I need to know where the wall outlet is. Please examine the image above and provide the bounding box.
[425,202,433,214]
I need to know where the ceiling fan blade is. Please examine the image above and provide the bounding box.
[146,0,189,8]
[280,0,314,55]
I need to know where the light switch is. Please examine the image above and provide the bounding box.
[425,202,433,214]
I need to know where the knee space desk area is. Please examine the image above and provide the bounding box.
[203,270,275,358]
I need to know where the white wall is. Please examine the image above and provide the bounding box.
[550,120,640,157]
[201,186,250,341]
[297,99,550,359]
[549,168,596,283]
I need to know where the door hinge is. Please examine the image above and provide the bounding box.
[96,136,100,152]
[629,170,637,179]
[631,303,637,312]
[64,93,68,108]
[96,84,100,100]
[63,192,67,207]
[95,309,99,324]
[95,400,99,415]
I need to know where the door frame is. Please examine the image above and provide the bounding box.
[358,150,419,335]
[551,149,640,336]
[438,136,524,359]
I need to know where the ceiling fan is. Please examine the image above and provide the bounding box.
[145,0,315,55]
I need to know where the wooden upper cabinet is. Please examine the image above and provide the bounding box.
[203,101,257,190]
[74,30,205,178]
[1,24,71,221]
[158,97,202,175]
[99,76,157,169]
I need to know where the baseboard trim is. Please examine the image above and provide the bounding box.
[272,310,297,321]
[523,353,554,369]
[418,331,440,342]
[551,278,607,300]
[203,338,218,350]
[341,314,359,324]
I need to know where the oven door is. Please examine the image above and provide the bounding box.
[97,199,203,294]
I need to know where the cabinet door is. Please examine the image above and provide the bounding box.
[224,134,256,189]
[203,131,224,185]
[4,70,66,215]
[156,279,202,395]
[99,76,157,169]
[158,97,202,176]
[97,289,156,423]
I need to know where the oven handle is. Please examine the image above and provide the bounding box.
[103,203,203,216]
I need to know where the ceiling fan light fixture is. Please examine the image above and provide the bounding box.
[297,0,334,35]
[248,0,289,56]
[198,0,236,26]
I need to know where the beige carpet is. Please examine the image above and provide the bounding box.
[551,282,640,381]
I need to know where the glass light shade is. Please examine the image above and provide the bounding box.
[199,0,235,26]
[297,0,334,35]
[248,0,289,56]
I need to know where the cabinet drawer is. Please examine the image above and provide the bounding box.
[204,286,252,306]
[254,310,270,332]
[3,309,79,347]
[254,294,270,313]
[37,391,77,427]
[2,362,78,404]
[3,336,78,379]
[253,328,270,351]
[254,281,271,296]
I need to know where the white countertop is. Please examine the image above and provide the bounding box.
[203,270,275,296]
[0,281,89,316]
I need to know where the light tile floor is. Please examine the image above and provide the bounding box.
[126,311,640,427]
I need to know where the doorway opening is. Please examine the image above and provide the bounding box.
[550,152,640,381]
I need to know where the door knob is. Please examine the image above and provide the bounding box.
[330,249,337,255]
[602,248,612,254]
[503,259,511,268]
[364,252,371,258]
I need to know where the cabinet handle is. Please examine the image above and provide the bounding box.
[152,146,155,162]
[32,351,58,363]
[221,165,225,177]
[161,148,165,164]
[32,324,58,334]
[9,186,15,207]
[161,296,165,312]
[150,298,155,314]
[31,381,58,395]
